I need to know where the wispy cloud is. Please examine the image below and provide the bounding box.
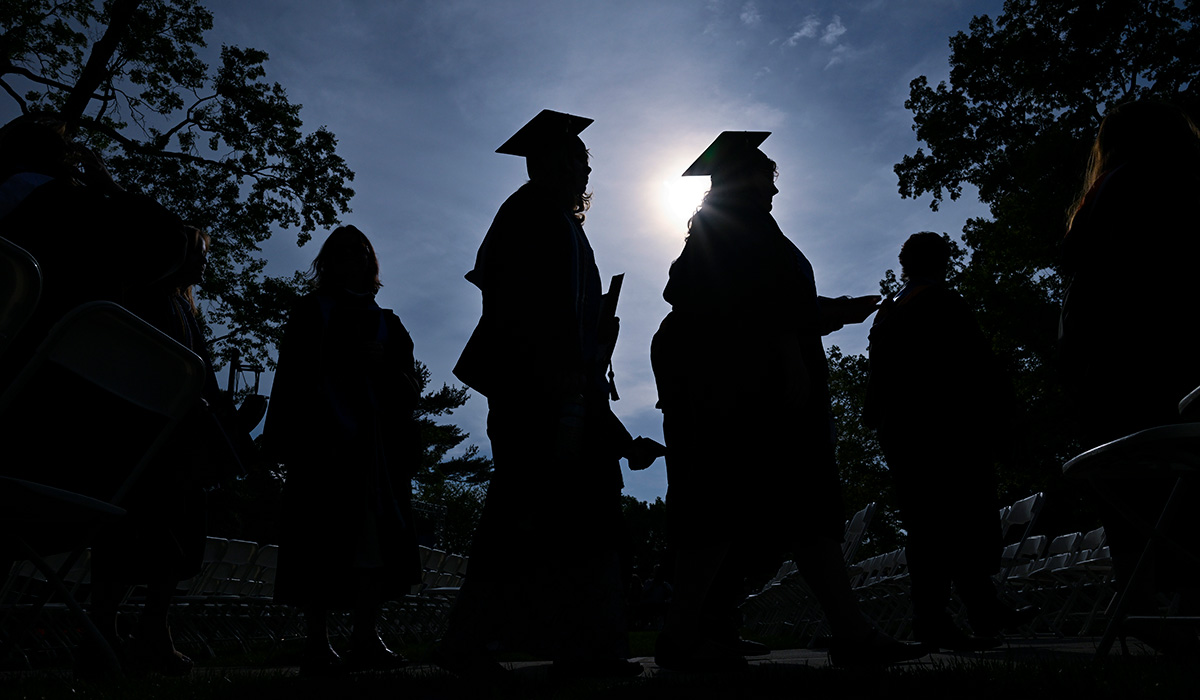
[740,1,761,26]
[785,15,821,45]
[782,13,851,69]
[821,15,847,45]
[825,44,848,69]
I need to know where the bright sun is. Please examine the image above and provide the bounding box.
[660,176,711,230]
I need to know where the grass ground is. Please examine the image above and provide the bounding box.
[3,655,1199,700]
[3,633,1199,700]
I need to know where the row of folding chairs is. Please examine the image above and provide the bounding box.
[738,492,1114,644]
[1002,527,1114,636]
[417,547,469,594]
[2,536,469,664]
[374,547,472,643]
[167,539,469,655]
[738,502,878,644]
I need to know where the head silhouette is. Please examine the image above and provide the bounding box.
[1090,100,1200,174]
[310,225,381,294]
[1070,100,1200,227]
[0,113,72,182]
[498,110,593,218]
[898,232,951,283]
[526,135,592,214]
[708,147,778,211]
[685,132,777,213]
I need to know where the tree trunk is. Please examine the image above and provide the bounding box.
[60,0,143,129]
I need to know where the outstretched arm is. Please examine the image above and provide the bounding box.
[817,294,882,334]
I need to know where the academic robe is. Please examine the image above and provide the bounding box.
[445,180,632,660]
[265,289,422,607]
[651,201,844,548]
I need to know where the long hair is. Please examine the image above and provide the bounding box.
[309,225,382,293]
[178,227,210,317]
[686,149,777,237]
[1067,100,1200,229]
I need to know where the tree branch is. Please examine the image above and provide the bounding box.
[61,0,143,128]
[1,62,101,96]
[159,94,217,145]
[0,78,27,111]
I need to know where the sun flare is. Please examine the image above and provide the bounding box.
[660,176,711,230]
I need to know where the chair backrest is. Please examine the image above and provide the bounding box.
[0,302,205,505]
[1081,526,1106,551]
[0,237,41,359]
[209,538,259,596]
[842,502,876,563]
[1017,534,1047,559]
[1046,532,1082,557]
[1001,492,1044,539]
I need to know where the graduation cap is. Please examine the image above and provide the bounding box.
[496,110,594,156]
[682,131,771,176]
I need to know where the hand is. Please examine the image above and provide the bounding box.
[626,436,666,471]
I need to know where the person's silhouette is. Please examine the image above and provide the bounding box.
[865,231,1033,649]
[265,225,422,675]
[651,131,919,669]
[1059,100,1200,655]
[440,110,660,679]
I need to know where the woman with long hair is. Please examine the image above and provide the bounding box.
[1059,99,1200,654]
[265,225,421,674]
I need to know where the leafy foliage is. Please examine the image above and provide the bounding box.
[620,494,669,581]
[412,362,493,487]
[410,361,492,554]
[1,0,355,369]
[827,345,903,556]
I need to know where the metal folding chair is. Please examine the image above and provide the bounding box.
[0,302,205,671]
[1063,417,1200,658]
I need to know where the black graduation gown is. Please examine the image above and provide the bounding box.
[454,181,630,545]
[444,181,632,660]
[651,202,844,547]
[265,289,421,608]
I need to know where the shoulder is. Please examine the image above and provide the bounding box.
[384,308,413,339]
[494,183,559,224]
[286,292,326,324]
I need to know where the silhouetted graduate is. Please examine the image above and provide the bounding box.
[865,232,1030,650]
[441,110,660,679]
[651,132,919,670]
[265,225,422,676]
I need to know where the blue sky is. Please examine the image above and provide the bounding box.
[8,1,1006,502]
[201,0,1002,503]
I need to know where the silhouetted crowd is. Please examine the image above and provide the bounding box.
[2,98,1199,679]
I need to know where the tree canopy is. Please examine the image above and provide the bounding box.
[890,0,1200,511]
[1,0,355,368]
